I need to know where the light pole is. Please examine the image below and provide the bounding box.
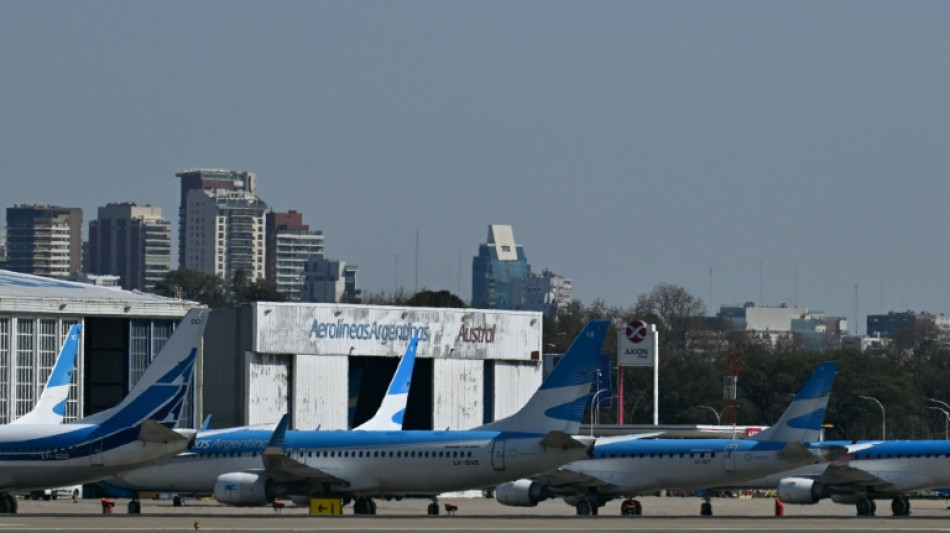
[591,389,607,436]
[858,395,886,440]
[929,406,950,440]
[698,405,720,425]
[929,397,950,412]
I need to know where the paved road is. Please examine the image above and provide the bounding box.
[2,495,949,532]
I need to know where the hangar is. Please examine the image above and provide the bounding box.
[0,269,197,425]
[202,303,544,431]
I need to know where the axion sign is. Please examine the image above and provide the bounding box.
[618,319,657,367]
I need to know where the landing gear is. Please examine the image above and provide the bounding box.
[427,501,440,515]
[172,495,184,507]
[856,497,876,516]
[0,494,17,514]
[576,500,599,515]
[354,497,377,515]
[620,498,642,516]
[700,497,713,516]
[127,499,141,514]
[891,496,910,516]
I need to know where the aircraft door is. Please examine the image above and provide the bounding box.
[724,443,738,472]
[491,440,505,471]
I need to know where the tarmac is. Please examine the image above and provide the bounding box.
[3,494,950,532]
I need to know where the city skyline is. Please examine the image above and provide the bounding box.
[3,2,949,333]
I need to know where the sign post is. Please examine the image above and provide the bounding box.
[618,320,659,425]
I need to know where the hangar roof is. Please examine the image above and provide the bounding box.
[0,269,198,317]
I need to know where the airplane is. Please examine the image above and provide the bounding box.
[211,321,609,515]
[11,323,82,425]
[105,337,420,500]
[0,308,207,514]
[493,361,843,516]
[734,439,950,517]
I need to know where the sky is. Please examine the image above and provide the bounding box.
[2,1,949,333]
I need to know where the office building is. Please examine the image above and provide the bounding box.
[471,224,531,310]
[266,211,325,301]
[513,268,572,318]
[304,257,360,303]
[88,203,171,292]
[5,205,82,278]
[182,189,268,282]
[174,169,256,270]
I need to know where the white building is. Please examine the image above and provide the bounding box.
[513,268,572,318]
[203,303,544,431]
[182,190,268,281]
[0,269,197,425]
[88,203,171,292]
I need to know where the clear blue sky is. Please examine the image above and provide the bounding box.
[3,1,948,332]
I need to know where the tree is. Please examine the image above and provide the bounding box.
[405,290,466,308]
[154,269,228,307]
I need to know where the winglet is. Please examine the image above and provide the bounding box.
[266,413,291,451]
[751,361,838,443]
[355,338,418,430]
[200,413,212,431]
[13,323,82,425]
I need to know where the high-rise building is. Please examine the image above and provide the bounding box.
[182,189,268,281]
[304,257,360,303]
[513,269,572,318]
[5,205,83,278]
[174,169,256,270]
[266,211,325,301]
[88,203,171,292]
[471,224,531,309]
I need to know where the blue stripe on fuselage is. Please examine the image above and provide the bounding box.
[591,438,786,458]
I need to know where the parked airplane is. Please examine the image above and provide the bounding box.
[11,323,82,425]
[738,439,950,516]
[105,337,420,499]
[211,321,610,515]
[494,361,843,516]
[0,308,207,513]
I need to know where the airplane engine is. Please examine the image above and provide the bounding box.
[776,477,826,504]
[495,479,545,507]
[213,472,276,506]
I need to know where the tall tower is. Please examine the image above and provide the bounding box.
[266,210,325,301]
[5,205,83,278]
[471,224,531,309]
[88,203,171,292]
[182,188,268,281]
[174,169,256,270]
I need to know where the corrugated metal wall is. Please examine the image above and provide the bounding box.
[293,354,347,430]
[432,359,484,430]
[247,351,289,425]
[493,361,543,421]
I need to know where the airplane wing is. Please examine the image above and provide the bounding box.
[138,419,193,443]
[814,462,891,487]
[540,464,662,494]
[259,413,349,486]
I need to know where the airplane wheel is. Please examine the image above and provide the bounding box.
[0,495,9,514]
[173,496,183,507]
[576,500,594,516]
[700,501,713,516]
[354,498,372,515]
[128,500,141,514]
[856,497,874,516]
[621,499,636,516]
[891,496,910,516]
[7,495,17,514]
[427,502,440,515]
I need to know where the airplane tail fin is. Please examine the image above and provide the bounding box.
[355,338,418,431]
[79,308,208,430]
[750,361,838,443]
[12,323,82,425]
[476,321,609,435]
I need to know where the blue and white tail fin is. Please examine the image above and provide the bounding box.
[476,320,610,435]
[79,308,208,430]
[750,361,838,443]
[12,324,82,425]
[355,337,418,431]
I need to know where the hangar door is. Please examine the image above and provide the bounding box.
[247,352,290,426]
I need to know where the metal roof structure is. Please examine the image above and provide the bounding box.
[0,269,197,317]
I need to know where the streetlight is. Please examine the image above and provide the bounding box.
[590,389,607,436]
[698,405,720,425]
[858,395,886,440]
[929,397,950,412]
[929,406,950,440]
